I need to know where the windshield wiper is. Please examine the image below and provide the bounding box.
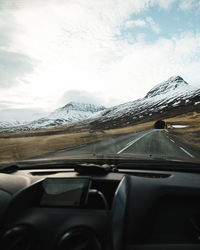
[0,161,117,175]
[1,157,200,174]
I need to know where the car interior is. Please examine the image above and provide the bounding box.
[1,1,200,250]
[0,160,200,250]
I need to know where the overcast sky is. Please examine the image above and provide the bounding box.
[0,0,200,120]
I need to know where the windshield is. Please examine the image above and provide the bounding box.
[0,0,200,164]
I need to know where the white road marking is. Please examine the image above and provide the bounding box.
[126,141,133,147]
[179,147,194,158]
[117,131,152,154]
[170,139,175,143]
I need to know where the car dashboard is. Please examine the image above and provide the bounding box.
[0,166,200,250]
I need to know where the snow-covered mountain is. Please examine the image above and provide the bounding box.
[0,102,105,132]
[0,120,31,130]
[1,76,199,132]
[145,76,193,98]
[86,76,200,129]
[0,108,48,127]
[26,102,105,130]
[48,102,105,119]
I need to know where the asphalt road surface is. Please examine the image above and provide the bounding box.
[38,129,199,160]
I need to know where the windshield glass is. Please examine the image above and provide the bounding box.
[0,0,200,164]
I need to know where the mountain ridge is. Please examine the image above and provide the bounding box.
[145,76,194,98]
[86,76,200,129]
[0,76,199,132]
[0,102,106,132]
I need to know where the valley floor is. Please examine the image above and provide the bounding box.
[0,112,199,163]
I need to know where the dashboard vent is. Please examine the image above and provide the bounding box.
[0,224,40,250]
[30,171,60,176]
[129,172,171,178]
[57,227,102,250]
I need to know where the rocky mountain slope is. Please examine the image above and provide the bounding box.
[86,76,200,129]
[1,76,199,132]
[0,102,105,132]
[0,121,22,128]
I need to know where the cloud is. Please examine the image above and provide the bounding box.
[123,17,160,34]
[146,17,160,33]
[156,0,176,10]
[0,49,34,87]
[61,90,121,108]
[0,0,200,112]
[104,31,200,94]
[124,19,147,29]
[178,0,200,11]
[61,90,103,106]
[0,108,47,122]
[61,90,125,108]
[0,11,15,47]
[0,8,35,88]
[0,100,26,110]
[124,17,160,34]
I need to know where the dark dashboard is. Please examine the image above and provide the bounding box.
[0,166,200,250]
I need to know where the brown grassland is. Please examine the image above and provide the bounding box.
[0,112,199,162]
[0,131,104,162]
[166,112,200,151]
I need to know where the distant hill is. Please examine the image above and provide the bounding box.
[0,102,105,132]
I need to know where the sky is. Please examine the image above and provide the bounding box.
[0,0,200,121]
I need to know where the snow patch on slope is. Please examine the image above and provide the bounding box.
[145,76,195,98]
[1,76,199,132]
[85,76,199,125]
[0,102,106,131]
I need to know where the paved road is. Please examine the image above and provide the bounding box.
[37,129,199,160]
